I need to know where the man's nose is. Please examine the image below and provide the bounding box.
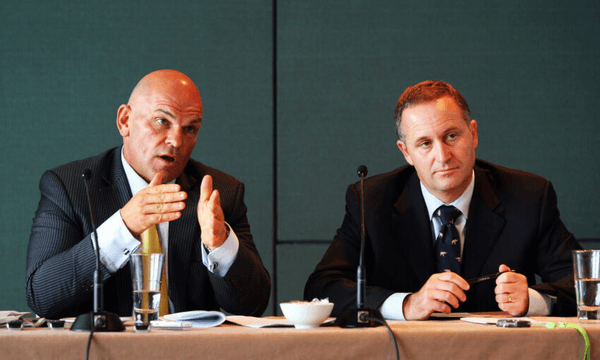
[434,142,451,162]
[165,128,183,147]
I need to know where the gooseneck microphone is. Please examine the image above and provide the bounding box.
[356,165,368,310]
[334,165,386,328]
[83,169,102,314]
[71,170,125,332]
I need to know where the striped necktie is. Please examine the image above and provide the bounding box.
[140,225,169,316]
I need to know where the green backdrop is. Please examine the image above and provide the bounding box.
[2,0,598,316]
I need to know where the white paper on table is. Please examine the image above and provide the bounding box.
[164,310,226,328]
[0,311,31,325]
[226,315,295,328]
[226,315,337,328]
[460,316,541,325]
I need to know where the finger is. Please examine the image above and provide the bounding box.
[200,175,213,205]
[433,282,468,303]
[498,264,511,273]
[142,183,183,195]
[424,274,468,303]
[496,271,526,289]
[419,281,464,309]
[143,201,186,216]
[496,292,527,316]
[437,271,470,291]
[431,301,453,314]
[208,189,222,214]
[146,211,182,225]
[423,296,453,314]
[495,278,527,307]
[144,190,187,206]
[494,281,520,295]
[432,289,462,309]
[496,292,514,304]
[148,172,163,187]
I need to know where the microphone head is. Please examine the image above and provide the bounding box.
[82,169,92,180]
[357,165,368,178]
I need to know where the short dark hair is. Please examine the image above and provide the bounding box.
[394,80,471,141]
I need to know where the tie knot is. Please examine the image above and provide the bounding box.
[435,205,461,225]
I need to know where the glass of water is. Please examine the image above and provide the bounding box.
[573,250,600,320]
[130,253,165,328]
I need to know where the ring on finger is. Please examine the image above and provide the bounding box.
[507,294,513,303]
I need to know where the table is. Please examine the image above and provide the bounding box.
[0,316,596,359]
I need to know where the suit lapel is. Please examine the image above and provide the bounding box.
[95,148,135,315]
[96,148,133,224]
[390,173,437,284]
[168,164,201,309]
[460,166,506,279]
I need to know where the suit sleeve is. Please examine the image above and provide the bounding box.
[304,184,394,317]
[25,170,112,319]
[206,181,271,316]
[530,181,581,316]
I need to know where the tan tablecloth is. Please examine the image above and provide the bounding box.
[0,316,595,359]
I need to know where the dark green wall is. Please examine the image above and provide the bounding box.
[2,0,598,316]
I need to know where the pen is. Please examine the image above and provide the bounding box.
[466,270,514,285]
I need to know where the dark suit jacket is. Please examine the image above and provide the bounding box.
[304,160,581,317]
[26,147,271,319]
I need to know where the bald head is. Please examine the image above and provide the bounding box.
[128,70,202,115]
[117,70,204,183]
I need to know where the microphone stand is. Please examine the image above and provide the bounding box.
[71,170,124,332]
[334,165,386,328]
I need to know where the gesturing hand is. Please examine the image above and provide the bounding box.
[495,264,529,316]
[198,175,228,251]
[120,173,187,236]
[403,271,470,320]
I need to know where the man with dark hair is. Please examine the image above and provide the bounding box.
[26,70,271,319]
[305,80,580,320]
[394,80,472,141]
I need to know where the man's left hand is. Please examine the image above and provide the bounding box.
[494,264,529,316]
[198,175,228,251]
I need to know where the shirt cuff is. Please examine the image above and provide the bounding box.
[201,222,239,277]
[92,211,141,273]
[526,288,554,316]
[379,293,411,320]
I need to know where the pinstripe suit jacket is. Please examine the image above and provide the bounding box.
[26,147,271,319]
[305,160,581,317]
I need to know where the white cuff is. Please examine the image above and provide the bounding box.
[526,288,554,316]
[379,293,411,321]
[201,222,239,277]
[92,211,140,273]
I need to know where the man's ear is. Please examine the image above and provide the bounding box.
[116,104,131,137]
[397,140,414,166]
[470,119,478,149]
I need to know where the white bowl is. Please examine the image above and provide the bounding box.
[280,301,334,329]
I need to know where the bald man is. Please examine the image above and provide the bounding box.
[26,70,271,319]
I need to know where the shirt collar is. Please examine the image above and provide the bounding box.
[420,170,475,220]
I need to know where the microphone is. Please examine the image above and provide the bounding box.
[71,170,124,332]
[82,169,102,314]
[334,165,386,328]
[356,165,367,310]
[357,165,367,178]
